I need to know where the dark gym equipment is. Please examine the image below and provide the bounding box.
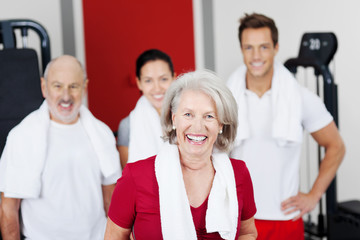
[0,19,51,157]
[0,18,51,240]
[285,32,360,240]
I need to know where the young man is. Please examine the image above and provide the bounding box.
[0,55,121,239]
[227,13,345,240]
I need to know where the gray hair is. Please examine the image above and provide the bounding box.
[43,55,88,82]
[161,70,238,152]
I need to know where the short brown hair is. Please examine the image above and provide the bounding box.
[238,13,278,47]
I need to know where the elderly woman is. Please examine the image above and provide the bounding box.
[105,70,257,239]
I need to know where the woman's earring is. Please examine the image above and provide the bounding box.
[172,125,176,130]
[219,129,223,134]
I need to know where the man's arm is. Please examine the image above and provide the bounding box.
[281,121,345,219]
[1,193,21,240]
[102,184,116,217]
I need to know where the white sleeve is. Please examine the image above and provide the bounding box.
[102,170,121,185]
[0,142,9,192]
[301,86,333,133]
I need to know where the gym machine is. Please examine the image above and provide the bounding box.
[284,32,360,240]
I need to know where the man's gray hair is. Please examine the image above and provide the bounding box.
[161,70,238,152]
[43,55,87,82]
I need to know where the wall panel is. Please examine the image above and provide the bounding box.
[83,0,195,130]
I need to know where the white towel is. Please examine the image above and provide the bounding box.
[227,62,303,147]
[0,100,120,198]
[155,143,238,240]
[128,96,164,163]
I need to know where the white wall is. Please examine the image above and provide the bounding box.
[207,0,360,218]
[193,0,205,70]
[73,0,86,65]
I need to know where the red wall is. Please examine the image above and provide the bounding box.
[82,0,195,131]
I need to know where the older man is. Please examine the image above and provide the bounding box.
[0,55,121,239]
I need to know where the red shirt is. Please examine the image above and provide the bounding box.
[108,156,256,239]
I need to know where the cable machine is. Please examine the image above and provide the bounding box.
[284,32,360,240]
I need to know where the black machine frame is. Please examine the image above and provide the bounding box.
[0,19,51,73]
[284,32,360,240]
[0,19,51,240]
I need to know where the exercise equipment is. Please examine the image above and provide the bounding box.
[0,19,51,156]
[0,18,51,240]
[285,32,360,240]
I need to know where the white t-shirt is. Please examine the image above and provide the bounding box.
[230,87,333,220]
[21,120,118,240]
